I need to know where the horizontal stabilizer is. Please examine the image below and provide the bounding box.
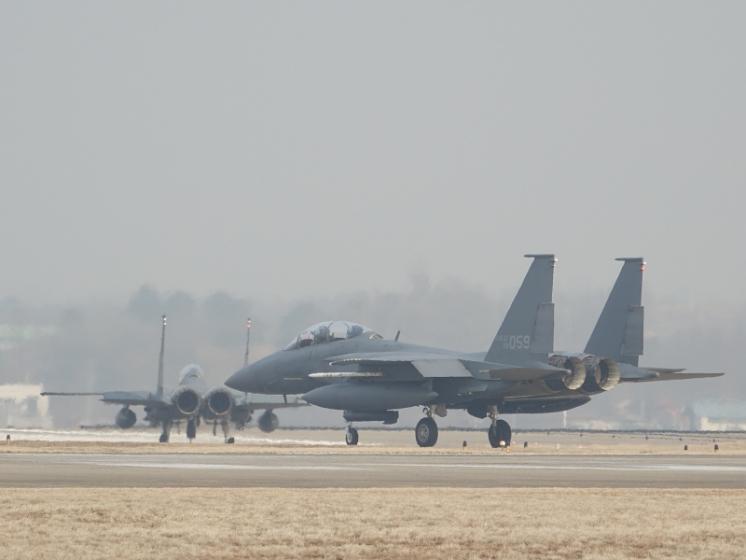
[623,369,724,383]
[654,371,724,381]
[643,367,686,374]
[42,390,162,407]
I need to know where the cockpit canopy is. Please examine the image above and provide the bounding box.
[284,321,382,350]
[178,364,204,383]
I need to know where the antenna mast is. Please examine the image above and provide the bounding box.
[156,314,166,398]
[243,318,252,367]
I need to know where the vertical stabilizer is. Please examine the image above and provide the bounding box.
[585,258,645,366]
[485,254,556,364]
[156,314,167,398]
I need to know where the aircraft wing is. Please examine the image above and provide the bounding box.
[327,352,566,381]
[41,390,163,407]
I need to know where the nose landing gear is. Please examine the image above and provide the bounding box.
[415,408,439,447]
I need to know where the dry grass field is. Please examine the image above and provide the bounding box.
[2,488,745,560]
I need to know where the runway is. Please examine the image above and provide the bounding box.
[3,452,746,488]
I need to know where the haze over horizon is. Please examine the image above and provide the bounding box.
[1,2,744,428]
[1,2,744,306]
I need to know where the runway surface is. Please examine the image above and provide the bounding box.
[3,452,746,488]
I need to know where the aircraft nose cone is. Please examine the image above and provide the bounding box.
[225,366,251,391]
[225,358,270,393]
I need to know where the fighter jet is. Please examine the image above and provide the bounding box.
[42,315,304,442]
[225,256,723,448]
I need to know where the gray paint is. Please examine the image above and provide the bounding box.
[585,258,645,366]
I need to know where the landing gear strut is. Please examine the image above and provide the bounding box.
[220,420,235,444]
[159,420,172,443]
[415,408,438,447]
[186,417,197,441]
[345,426,359,446]
[487,407,511,448]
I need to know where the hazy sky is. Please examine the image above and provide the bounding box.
[1,2,744,306]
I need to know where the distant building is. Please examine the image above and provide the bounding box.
[0,384,50,428]
[0,324,57,352]
[686,400,746,431]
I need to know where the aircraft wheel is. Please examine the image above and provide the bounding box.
[415,417,438,447]
[345,427,359,446]
[488,424,500,447]
[159,433,169,443]
[226,437,235,444]
[258,411,279,433]
[489,419,512,448]
[186,418,197,440]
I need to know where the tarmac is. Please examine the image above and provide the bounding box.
[3,452,746,488]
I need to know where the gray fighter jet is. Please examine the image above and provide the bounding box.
[43,316,303,442]
[226,256,723,448]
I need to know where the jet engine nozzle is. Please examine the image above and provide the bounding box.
[581,356,621,392]
[172,387,201,416]
[204,388,233,417]
[115,407,137,429]
[546,355,587,391]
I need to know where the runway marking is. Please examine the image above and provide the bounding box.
[88,462,362,471]
[70,459,746,474]
[380,462,746,473]
[2,429,346,446]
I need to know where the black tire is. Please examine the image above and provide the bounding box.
[415,417,439,447]
[159,433,169,443]
[345,428,359,446]
[488,419,512,448]
[497,419,512,447]
[488,424,500,448]
[225,437,235,444]
[186,419,197,440]
[258,411,279,433]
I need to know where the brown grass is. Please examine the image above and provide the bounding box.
[1,488,745,559]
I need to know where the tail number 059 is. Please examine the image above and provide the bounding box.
[500,335,531,350]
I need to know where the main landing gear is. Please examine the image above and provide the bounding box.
[213,420,235,444]
[159,420,172,443]
[487,406,511,448]
[186,417,198,441]
[345,426,359,446]
[415,408,439,447]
